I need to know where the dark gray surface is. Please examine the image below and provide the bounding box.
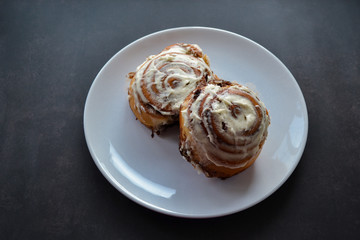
[1,0,359,239]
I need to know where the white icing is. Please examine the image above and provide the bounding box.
[181,83,270,169]
[130,44,213,116]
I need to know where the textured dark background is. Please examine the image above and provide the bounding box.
[1,0,359,239]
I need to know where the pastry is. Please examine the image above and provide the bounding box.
[128,43,215,134]
[179,80,270,179]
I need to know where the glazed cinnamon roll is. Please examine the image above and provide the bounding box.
[128,43,215,134]
[179,81,270,179]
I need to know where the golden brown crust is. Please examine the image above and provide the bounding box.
[128,74,171,133]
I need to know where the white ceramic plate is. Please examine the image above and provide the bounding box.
[84,27,308,218]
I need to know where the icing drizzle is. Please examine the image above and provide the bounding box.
[130,44,214,117]
[180,83,270,169]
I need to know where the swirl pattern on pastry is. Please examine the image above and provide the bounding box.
[128,43,214,132]
[179,81,270,178]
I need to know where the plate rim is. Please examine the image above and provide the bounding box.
[83,26,309,218]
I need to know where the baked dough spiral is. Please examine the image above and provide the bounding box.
[128,43,215,134]
[179,81,270,178]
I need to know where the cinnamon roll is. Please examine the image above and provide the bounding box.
[179,81,270,179]
[128,43,215,134]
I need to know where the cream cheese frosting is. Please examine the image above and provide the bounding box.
[130,44,214,117]
[180,83,270,169]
